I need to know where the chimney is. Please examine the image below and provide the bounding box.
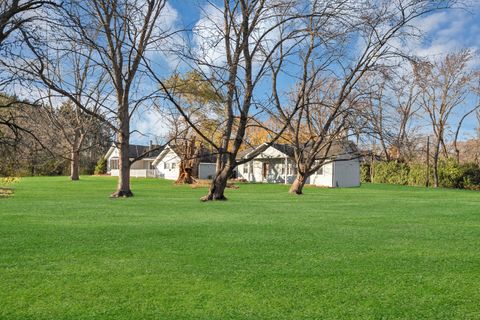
[149,140,153,149]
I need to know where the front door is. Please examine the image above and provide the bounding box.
[262,162,269,180]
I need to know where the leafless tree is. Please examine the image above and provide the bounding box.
[415,50,476,187]
[358,64,422,162]
[149,0,306,200]
[389,67,422,161]
[11,34,111,180]
[0,0,59,45]
[359,71,393,161]
[272,0,452,195]
[0,1,60,145]
[9,0,174,196]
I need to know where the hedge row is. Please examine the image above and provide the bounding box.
[361,159,480,190]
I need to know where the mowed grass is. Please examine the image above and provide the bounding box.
[1,177,480,319]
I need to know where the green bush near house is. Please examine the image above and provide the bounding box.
[94,157,107,175]
[438,158,465,188]
[462,163,480,189]
[371,161,409,185]
[361,159,480,189]
[360,163,371,183]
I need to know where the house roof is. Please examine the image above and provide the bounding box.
[311,140,359,160]
[105,144,165,160]
[152,144,218,165]
[128,144,164,159]
[236,140,359,160]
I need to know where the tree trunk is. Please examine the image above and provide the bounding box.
[175,138,199,184]
[70,149,80,181]
[433,138,440,188]
[201,167,230,201]
[176,165,195,184]
[379,136,390,161]
[289,173,307,195]
[111,131,132,197]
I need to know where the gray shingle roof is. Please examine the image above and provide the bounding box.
[128,144,164,159]
[236,140,358,160]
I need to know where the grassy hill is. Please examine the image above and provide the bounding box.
[1,177,479,319]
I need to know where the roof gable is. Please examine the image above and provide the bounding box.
[236,141,359,160]
[153,144,218,165]
[105,144,164,160]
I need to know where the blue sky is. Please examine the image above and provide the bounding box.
[132,1,480,144]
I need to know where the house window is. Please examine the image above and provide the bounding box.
[280,164,285,174]
[171,162,176,169]
[243,164,248,174]
[110,158,118,170]
[164,162,168,170]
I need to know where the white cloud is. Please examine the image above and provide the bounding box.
[192,3,227,68]
[407,7,480,63]
[145,1,186,70]
[132,107,171,144]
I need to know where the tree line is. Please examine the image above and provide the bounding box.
[1,0,478,200]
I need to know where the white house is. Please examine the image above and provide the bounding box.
[105,144,216,180]
[236,141,360,188]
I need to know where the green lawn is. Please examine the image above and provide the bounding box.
[1,177,479,319]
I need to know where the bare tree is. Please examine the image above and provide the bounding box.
[150,0,306,200]
[415,50,476,187]
[10,0,174,196]
[359,71,393,161]
[389,67,422,161]
[12,35,110,180]
[0,1,60,145]
[0,0,58,45]
[452,72,480,162]
[41,100,107,180]
[359,64,422,162]
[69,0,172,197]
[272,0,451,195]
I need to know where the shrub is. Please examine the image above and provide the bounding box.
[364,159,480,190]
[460,163,480,189]
[438,158,464,189]
[360,164,371,183]
[94,157,107,175]
[81,161,97,175]
[407,163,431,187]
[372,161,409,185]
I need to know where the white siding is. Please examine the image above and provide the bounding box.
[198,163,216,179]
[106,147,119,174]
[308,162,334,187]
[332,159,360,187]
[130,160,145,170]
[237,158,296,183]
[155,149,181,180]
[107,156,157,178]
[237,143,360,188]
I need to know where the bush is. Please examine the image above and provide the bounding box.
[365,159,480,190]
[407,163,431,187]
[94,157,107,175]
[462,163,480,189]
[360,164,371,183]
[438,158,464,189]
[372,161,409,185]
[81,161,97,175]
